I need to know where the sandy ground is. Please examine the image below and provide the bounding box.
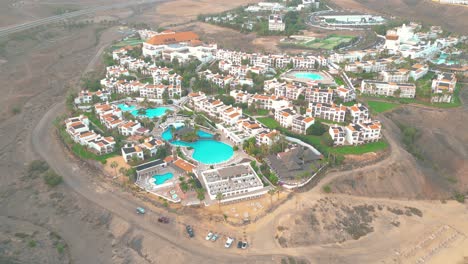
[1,0,468,263]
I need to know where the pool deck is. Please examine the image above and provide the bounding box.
[135,166,183,203]
[281,70,335,85]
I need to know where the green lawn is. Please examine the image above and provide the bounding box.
[304,35,354,50]
[83,112,106,132]
[367,101,400,113]
[244,108,269,116]
[332,141,389,155]
[257,117,280,129]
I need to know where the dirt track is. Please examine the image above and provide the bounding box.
[1,0,468,263]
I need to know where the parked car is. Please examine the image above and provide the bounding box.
[205,231,213,241]
[224,237,234,248]
[157,216,170,224]
[211,233,219,242]
[186,225,194,238]
[241,241,248,249]
[237,241,242,249]
[136,207,146,214]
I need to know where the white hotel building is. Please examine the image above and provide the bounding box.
[200,163,267,204]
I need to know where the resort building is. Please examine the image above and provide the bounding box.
[380,69,410,83]
[74,90,109,105]
[348,104,370,124]
[334,86,356,103]
[345,120,382,145]
[305,88,334,104]
[200,163,267,204]
[291,116,315,135]
[308,103,347,123]
[432,72,457,94]
[409,64,429,81]
[248,94,290,111]
[135,159,168,181]
[230,90,251,104]
[275,108,297,128]
[256,129,281,146]
[431,72,457,103]
[140,137,164,157]
[344,59,391,73]
[118,120,142,136]
[360,80,416,98]
[65,115,115,155]
[142,31,200,57]
[268,14,286,32]
[121,144,144,163]
[275,83,306,100]
[329,125,346,146]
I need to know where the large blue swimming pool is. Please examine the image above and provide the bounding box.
[153,172,174,185]
[293,72,324,81]
[162,126,233,164]
[117,104,168,118]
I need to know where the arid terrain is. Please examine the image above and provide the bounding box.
[0,0,467,263]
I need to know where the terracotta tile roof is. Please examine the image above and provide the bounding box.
[146,31,199,46]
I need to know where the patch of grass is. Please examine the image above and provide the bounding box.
[332,141,389,155]
[257,117,280,129]
[367,101,399,113]
[244,108,269,116]
[323,185,332,193]
[83,112,106,132]
[12,106,21,115]
[56,243,65,254]
[71,143,117,163]
[28,240,37,248]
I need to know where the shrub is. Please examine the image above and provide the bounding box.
[28,240,37,248]
[27,160,49,178]
[306,121,327,136]
[43,169,63,187]
[453,192,465,203]
[12,106,21,115]
[323,185,332,193]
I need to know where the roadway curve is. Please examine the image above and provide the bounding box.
[0,0,165,38]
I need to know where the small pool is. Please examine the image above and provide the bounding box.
[117,104,169,118]
[293,72,324,81]
[153,172,174,185]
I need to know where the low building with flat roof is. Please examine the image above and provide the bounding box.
[135,159,167,180]
[200,163,267,204]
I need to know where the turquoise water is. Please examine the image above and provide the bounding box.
[162,126,233,164]
[118,104,136,111]
[172,140,233,164]
[153,172,174,185]
[117,104,168,118]
[293,72,324,81]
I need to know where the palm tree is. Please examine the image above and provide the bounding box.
[183,119,191,128]
[268,187,277,208]
[196,188,205,204]
[216,192,223,211]
[110,161,119,177]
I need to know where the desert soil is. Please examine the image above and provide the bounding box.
[0,0,467,263]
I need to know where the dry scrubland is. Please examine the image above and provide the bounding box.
[0,0,468,263]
